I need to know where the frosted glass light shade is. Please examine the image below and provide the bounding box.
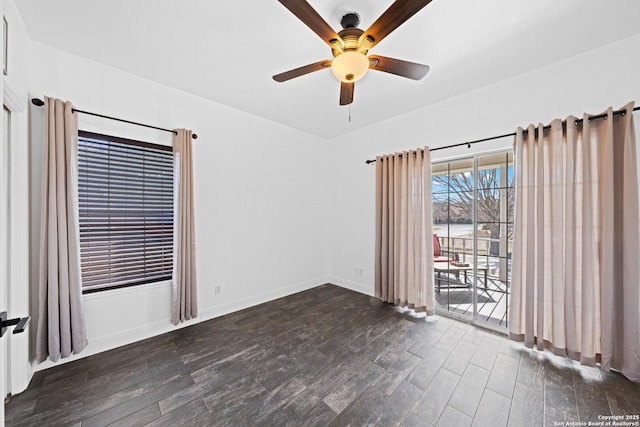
[331,51,369,83]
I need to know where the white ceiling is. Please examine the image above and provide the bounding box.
[16,0,640,138]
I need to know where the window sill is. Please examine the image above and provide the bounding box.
[82,279,172,300]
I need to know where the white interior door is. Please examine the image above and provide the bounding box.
[1,105,10,426]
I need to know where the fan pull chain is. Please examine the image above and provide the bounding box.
[349,104,351,122]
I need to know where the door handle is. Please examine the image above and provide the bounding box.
[0,311,31,337]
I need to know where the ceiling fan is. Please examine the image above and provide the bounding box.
[273,0,433,106]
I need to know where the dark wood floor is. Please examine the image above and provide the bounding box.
[5,284,640,426]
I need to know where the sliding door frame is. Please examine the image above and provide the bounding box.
[432,148,513,334]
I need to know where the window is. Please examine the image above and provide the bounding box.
[78,131,174,293]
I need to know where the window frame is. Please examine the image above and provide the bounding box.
[77,130,174,294]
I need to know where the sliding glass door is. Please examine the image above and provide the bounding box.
[432,151,513,330]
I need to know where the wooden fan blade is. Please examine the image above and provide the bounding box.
[273,60,332,82]
[362,0,434,49]
[277,0,342,47]
[340,82,354,106]
[368,55,430,80]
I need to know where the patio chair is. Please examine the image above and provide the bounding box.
[433,233,458,263]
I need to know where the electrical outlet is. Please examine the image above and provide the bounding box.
[214,284,222,295]
[354,267,364,276]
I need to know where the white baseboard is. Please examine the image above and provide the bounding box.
[33,276,329,373]
[198,277,328,319]
[326,276,375,297]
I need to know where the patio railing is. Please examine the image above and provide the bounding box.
[437,235,512,278]
[435,235,512,328]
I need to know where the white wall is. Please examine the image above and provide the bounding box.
[28,42,330,370]
[325,33,640,295]
[3,0,32,394]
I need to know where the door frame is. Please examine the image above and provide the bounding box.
[3,82,31,400]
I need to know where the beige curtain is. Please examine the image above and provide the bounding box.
[36,97,88,363]
[510,102,640,382]
[375,148,435,314]
[171,129,197,324]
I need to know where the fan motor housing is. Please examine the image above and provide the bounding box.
[332,12,372,57]
[335,27,364,54]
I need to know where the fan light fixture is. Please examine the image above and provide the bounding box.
[331,51,369,83]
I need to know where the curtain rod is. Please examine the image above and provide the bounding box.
[31,98,198,139]
[364,105,640,164]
